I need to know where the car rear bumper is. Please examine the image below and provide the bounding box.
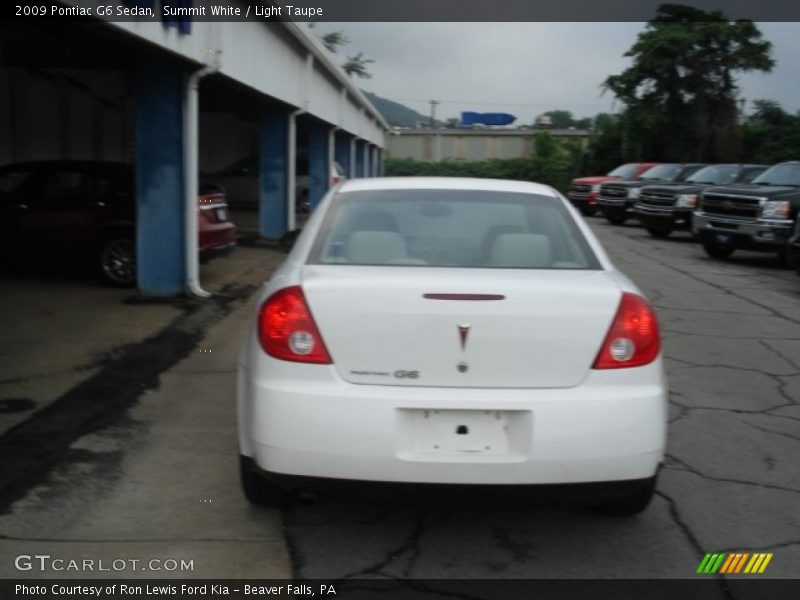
[199,222,237,255]
[241,455,657,504]
[238,357,667,486]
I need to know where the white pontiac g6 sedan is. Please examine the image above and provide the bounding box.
[237,177,667,515]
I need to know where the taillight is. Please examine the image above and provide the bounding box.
[257,286,332,364]
[592,293,660,369]
[332,176,341,186]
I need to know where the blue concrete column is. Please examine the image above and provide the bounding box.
[364,144,372,178]
[355,140,366,178]
[308,121,329,211]
[135,66,187,296]
[259,109,289,237]
[371,147,379,176]
[335,131,352,178]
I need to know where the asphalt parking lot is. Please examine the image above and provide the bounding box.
[0,218,798,584]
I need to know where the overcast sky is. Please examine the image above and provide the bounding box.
[324,22,800,125]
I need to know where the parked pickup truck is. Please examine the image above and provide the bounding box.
[693,161,800,262]
[634,164,767,238]
[567,162,658,216]
[597,163,706,225]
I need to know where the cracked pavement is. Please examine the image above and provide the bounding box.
[282,219,800,581]
[0,219,797,584]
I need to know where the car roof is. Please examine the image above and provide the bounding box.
[337,177,559,197]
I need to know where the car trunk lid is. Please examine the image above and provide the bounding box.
[301,265,621,389]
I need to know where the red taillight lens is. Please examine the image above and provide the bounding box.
[257,286,332,364]
[592,292,660,369]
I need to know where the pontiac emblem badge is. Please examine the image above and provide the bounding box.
[458,324,471,350]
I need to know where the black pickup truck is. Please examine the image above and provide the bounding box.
[634,164,767,238]
[597,163,706,225]
[693,161,800,262]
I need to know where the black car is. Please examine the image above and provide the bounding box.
[693,161,800,262]
[634,164,767,238]
[597,163,707,225]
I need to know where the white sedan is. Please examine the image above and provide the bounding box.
[237,177,667,515]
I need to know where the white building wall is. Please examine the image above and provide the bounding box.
[107,10,388,145]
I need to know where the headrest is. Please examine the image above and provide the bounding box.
[489,233,553,268]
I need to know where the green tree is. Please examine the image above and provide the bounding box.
[583,113,627,174]
[320,31,350,53]
[604,3,774,162]
[309,25,375,79]
[342,52,375,79]
[743,100,800,164]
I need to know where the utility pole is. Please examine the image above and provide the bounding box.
[429,100,439,129]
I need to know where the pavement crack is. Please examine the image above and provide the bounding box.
[738,419,800,443]
[664,454,800,495]
[654,489,705,556]
[612,229,800,325]
[758,340,800,372]
[340,512,433,580]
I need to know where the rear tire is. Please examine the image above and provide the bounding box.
[240,457,289,507]
[646,227,671,239]
[595,476,657,517]
[702,240,734,260]
[97,234,136,287]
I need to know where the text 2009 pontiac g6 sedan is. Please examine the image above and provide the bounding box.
[237,177,667,515]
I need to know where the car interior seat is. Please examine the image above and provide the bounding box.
[489,233,553,268]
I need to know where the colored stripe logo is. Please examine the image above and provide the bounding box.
[697,552,773,574]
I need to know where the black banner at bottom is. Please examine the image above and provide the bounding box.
[3,579,800,600]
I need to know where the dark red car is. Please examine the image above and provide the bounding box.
[0,161,236,286]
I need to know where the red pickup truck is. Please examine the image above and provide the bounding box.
[567,163,658,216]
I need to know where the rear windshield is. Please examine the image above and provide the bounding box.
[308,189,600,270]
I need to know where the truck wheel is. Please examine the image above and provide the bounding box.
[646,227,671,239]
[606,214,627,226]
[702,240,734,260]
[580,206,597,217]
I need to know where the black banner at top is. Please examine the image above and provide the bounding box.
[6,0,800,22]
